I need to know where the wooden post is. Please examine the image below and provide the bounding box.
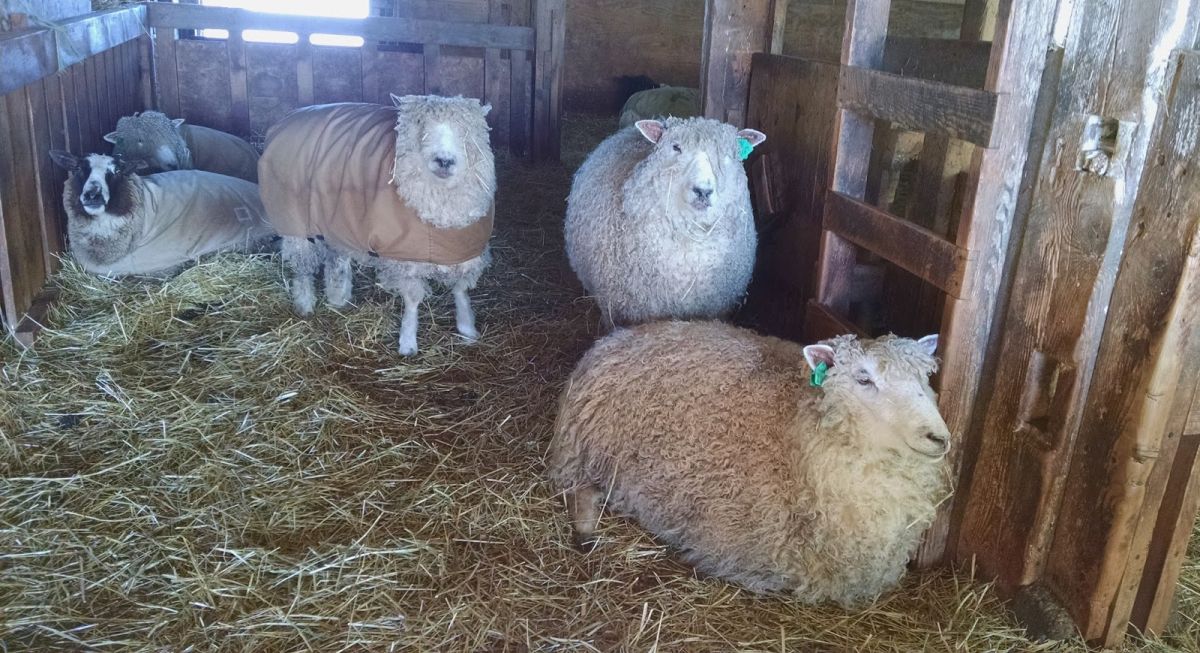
[700,0,778,127]
[954,0,1200,595]
[531,0,563,161]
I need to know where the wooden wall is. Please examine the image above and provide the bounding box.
[0,6,147,344]
[564,0,969,114]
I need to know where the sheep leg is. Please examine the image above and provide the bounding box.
[281,236,321,317]
[378,271,428,356]
[566,484,604,551]
[323,252,353,308]
[451,280,479,342]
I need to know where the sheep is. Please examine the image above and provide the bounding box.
[48,151,274,278]
[258,95,495,356]
[618,85,701,128]
[547,320,951,606]
[104,111,260,182]
[564,117,765,326]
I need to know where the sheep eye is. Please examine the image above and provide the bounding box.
[672,143,682,153]
[855,372,874,387]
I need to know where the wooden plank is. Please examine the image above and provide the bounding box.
[952,0,1200,587]
[227,30,250,137]
[177,39,233,134]
[313,46,363,104]
[41,74,69,257]
[769,0,788,55]
[699,0,773,126]
[531,0,564,161]
[154,26,181,117]
[509,46,530,157]
[1045,50,1200,647]
[484,0,510,134]
[70,63,94,154]
[838,66,998,146]
[59,67,82,156]
[961,0,999,40]
[0,6,145,96]
[296,35,315,106]
[0,89,49,331]
[85,55,106,151]
[825,192,972,297]
[13,287,58,348]
[23,81,55,274]
[916,0,1060,567]
[804,300,866,342]
[882,37,992,88]
[361,41,382,105]
[423,43,442,95]
[147,3,536,50]
[139,34,156,113]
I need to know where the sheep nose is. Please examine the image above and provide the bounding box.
[435,156,455,170]
[692,186,713,201]
[925,432,949,448]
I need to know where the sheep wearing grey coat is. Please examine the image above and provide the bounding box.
[549,321,952,606]
[49,151,274,278]
[564,117,765,326]
[105,111,260,182]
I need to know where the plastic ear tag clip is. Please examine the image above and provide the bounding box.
[737,137,754,161]
[809,361,828,387]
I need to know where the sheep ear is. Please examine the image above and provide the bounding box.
[171,118,185,128]
[737,128,766,148]
[916,334,939,357]
[103,131,119,144]
[635,119,666,144]
[480,102,492,117]
[390,92,405,107]
[803,344,836,371]
[49,150,82,171]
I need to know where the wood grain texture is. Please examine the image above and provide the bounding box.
[154,26,181,117]
[700,0,776,127]
[804,299,867,341]
[883,37,991,88]
[176,38,232,133]
[0,89,48,330]
[825,192,972,297]
[838,65,998,146]
[954,0,1200,594]
[1045,50,1200,646]
[531,0,564,161]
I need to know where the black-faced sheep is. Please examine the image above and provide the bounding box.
[564,118,765,326]
[258,95,495,356]
[104,111,260,182]
[49,151,274,278]
[548,321,951,606]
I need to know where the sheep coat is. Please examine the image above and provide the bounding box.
[181,124,261,183]
[259,103,493,265]
[548,321,948,605]
[67,170,273,277]
[564,119,756,325]
[618,85,701,128]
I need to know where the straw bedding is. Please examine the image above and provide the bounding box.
[2,115,1198,652]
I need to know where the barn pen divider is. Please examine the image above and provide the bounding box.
[0,0,565,346]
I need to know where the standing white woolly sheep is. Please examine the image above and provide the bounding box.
[564,117,765,326]
[548,321,951,606]
[258,95,495,356]
[49,151,274,277]
[618,85,701,128]
[105,111,260,182]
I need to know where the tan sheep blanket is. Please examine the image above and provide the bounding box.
[182,124,260,183]
[258,103,493,265]
[88,171,273,277]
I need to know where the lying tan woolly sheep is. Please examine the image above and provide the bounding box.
[105,111,260,182]
[548,321,952,606]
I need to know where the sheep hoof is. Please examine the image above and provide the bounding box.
[456,326,479,343]
[398,341,419,357]
[292,303,314,318]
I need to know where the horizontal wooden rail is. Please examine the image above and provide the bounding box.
[824,191,973,297]
[0,6,145,96]
[838,65,998,147]
[147,3,535,51]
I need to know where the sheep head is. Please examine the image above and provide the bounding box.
[104,111,192,174]
[803,333,950,460]
[391,93,492,187]
[50,151,143,217]
[631,117,764,221]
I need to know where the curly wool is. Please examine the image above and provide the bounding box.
[391,95,495,230]
[110,111,193,169]
[108,111,260,181]
[564,117,756,325]
[617,85,701,128]
[548,321,949,606]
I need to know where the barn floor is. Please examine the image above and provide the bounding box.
[1,115,1197,652]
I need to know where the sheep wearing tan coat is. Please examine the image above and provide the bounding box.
[548,321,952,606]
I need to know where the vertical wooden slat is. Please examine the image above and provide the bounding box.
[23,82,54,274]
[296,35,314,107]
[154,26,181,116]
[769,0,788,55]
[139,33,157,112]
[509,47,530,157]
[226,29,250,137]
[699,0,775,126]
[84,55,105,150]
[59,68,82,156]
[0,89,48,329]
[423,43,442,95]
[0,96,20,328]
[104,47,121,127]
[531,0,564,161]
[41,74,69,256]
[484,0,511,135]
[361,42,381,105]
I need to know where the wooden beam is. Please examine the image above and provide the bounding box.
[700,0,776,127]
[153,25,180,117]
[225,29,249,138]
[825,192,973,297]
[0,5,145,96]
[147,2,536,50]
[838,66,998,146]
[531,0,564,161]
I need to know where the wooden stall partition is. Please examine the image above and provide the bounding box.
[0,6,147,345]
[145,1,558,159]
[953,0,1200,624]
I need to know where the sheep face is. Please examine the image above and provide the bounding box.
[804,334,950,459]
[391,93,492,188]
[633,118,765,222]
[104,112,190,174]
[49,151,141,217]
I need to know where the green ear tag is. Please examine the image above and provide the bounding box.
[737,137,754,161]
[810,361,828,388]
